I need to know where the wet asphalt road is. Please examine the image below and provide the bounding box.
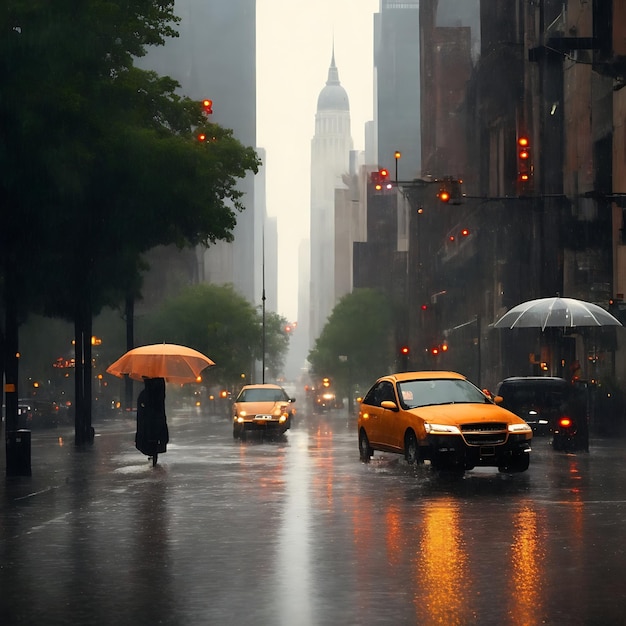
[2,407,626,626]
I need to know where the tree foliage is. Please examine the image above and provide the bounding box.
[0,2,261,439]
[1,1,260,318]
[138,284,290,389]
[308,289,395,396]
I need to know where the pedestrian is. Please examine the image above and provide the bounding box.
[135,377,169,462]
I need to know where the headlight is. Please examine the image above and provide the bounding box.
[424,423,461,435]
[508,423,532,433]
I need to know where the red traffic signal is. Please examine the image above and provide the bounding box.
[202,99,213,114]
[438,188,450,203]
[370,168,393,192]
[400,346,410,355]
[517,135,531,183]
[197,133,207,142]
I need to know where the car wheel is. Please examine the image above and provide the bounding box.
[359,429,373,461]
[404,431,419,465]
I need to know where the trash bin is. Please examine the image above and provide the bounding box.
[6,429,31,476]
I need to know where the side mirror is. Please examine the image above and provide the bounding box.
[289,397,296,403]
[381,400,398,411]
[493,395,504,404]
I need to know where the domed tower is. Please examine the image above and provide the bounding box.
[309,49,353,344]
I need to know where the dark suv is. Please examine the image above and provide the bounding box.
[494,377,571,436]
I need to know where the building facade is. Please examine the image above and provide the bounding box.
[135,0,260,308]
[374,0,421,180]
[309,51,353,344]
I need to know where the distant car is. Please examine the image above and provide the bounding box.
[357,371,532,474]
[232,384,296,440]
[17,398,70,428]
[494,376,571,436]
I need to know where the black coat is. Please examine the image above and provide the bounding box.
[135,378,169,455]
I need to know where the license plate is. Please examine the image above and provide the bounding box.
[254,415,273,420]
[480,446,495,456]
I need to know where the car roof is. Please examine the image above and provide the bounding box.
[498,376,569,385]
[239,383,283,390]
[382,371,467,383]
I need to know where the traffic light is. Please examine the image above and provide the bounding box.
[399,345,410,371]
[197,132,206,142]
[438,186,450,203]
[437,177,462,203]
[517,134,532,188]
[370,168,393,192]
[202,98,213,115]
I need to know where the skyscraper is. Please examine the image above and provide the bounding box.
[374,0,421,180]
[309,50,354,344]
[135,0,258,306]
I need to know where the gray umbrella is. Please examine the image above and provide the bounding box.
[493,297,622,331]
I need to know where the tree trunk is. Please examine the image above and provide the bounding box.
[74,308,94,446]
[124,294,134,412]
[4,272,19,433]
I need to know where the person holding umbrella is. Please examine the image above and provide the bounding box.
[135,377,169,466]
[106,343,215,465]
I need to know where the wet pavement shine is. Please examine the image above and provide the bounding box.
[2,408,626,626]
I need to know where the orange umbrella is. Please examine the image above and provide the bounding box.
[106,343,215,384]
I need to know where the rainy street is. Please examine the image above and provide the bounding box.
[2,407,626,626]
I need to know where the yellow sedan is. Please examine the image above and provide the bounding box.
[232,383,295,440]
[357,371,532,474]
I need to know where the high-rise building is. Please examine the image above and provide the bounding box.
[135,0,259,306]
[374,0,421,180]
[309,50,354,344]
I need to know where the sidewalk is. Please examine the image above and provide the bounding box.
[0,411,236,626]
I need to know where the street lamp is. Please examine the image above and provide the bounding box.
[394,150,401,183]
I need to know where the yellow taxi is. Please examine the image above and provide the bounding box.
[357,371,532,473]
[232,383,296,440]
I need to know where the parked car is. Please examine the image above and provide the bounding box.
[16,398,70,428]
[357,371,532,474]
[232,384,296,440]
[494,376,571,436]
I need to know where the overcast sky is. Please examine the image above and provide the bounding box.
[257,0,379,322]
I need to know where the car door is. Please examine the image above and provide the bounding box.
[361,382,387,446]
[371,381,399,449]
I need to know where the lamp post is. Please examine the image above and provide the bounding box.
[394,150,401,183]
[262,221,266,384]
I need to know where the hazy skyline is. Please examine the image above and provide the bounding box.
[257,0,379,322]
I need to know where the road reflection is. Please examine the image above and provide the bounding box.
[508,504,546,626]
[415,498,469,625]
[277,430,314,626]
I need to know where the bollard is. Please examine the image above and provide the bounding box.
[6,429,32,476]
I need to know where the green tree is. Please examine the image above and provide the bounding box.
[308,289,395,403]
[138,284,289,391]
[1,2,260,442]
[261,310,291,382]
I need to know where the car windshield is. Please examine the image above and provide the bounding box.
[237,388,287,403]
[397,378,489,409]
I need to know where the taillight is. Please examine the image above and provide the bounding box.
[558,417,572,428]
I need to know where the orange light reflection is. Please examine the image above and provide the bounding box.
[415,499,469,625]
